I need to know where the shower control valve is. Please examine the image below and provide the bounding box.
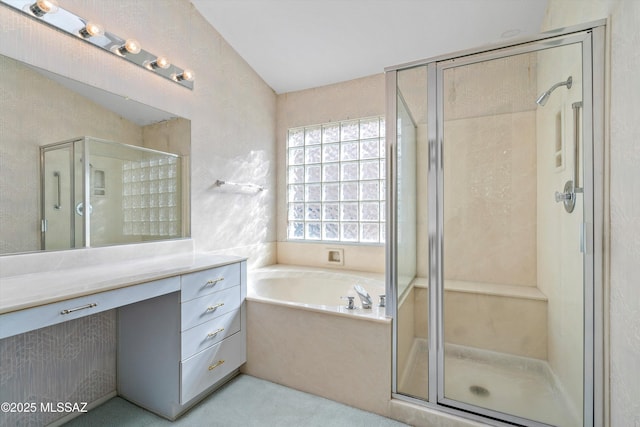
[554,191,573,202]
[555,180,576,213]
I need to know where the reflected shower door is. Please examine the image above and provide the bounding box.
[440,40,586,426]
[41,142,76,250]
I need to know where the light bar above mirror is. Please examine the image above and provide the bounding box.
[0,0,195,89]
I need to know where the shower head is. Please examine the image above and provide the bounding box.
[536,76,572,106]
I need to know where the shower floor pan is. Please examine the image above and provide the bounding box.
[398,338,580,427]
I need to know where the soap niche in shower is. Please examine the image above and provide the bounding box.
[93,169,106,197]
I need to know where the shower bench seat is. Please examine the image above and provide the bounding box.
[402,277,548,360]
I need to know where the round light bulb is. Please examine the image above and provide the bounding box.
[80,21,104,38]
[124,39,141,54]
[181,69,195,82]
[29,0,58,16]
[155,56,170,69]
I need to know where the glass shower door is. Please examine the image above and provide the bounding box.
[41,142,77,250]
[439,40,586,426]
[394,66,424,399]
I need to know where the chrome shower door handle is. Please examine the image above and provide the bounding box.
[53,171,61,210]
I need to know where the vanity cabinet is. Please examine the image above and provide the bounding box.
[117,260,247,420]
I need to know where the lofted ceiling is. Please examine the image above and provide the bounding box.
[191,0,548,94]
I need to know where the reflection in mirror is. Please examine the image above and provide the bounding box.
[0,54,191,255]
[41,137,184,250]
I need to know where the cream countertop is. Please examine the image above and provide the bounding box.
[0,253,245,314]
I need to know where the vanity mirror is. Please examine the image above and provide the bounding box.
[0,54,191,255]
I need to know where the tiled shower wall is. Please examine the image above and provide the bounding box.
[397,53,539,286]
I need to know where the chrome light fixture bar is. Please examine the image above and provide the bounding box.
[0,0,194,90]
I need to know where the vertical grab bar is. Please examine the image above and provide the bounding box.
[53,171,62,210]
[572,101,583,193]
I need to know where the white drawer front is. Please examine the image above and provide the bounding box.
[180,332,244,404]
[180,286,240,331]
[0,276,180,339]
[181,263,241,302]
[181,309,241,360]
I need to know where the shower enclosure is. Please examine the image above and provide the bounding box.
[386,22,605,426]
[40,137,184,250]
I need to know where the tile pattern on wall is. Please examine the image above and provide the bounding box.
[0,311,116,427]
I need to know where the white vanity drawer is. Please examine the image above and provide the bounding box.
[180,286,240,331]
[180,332,244,404]
[181,263,241,302]
[181,309,241,360]
[0,276,180,339]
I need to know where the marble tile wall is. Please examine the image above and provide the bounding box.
[442,53,538,287]
[243,300,392,417]
[443,111,538,286]
[276,241,384,273]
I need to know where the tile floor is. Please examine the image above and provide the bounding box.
[65,374,407,427]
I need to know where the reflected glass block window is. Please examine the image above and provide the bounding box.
[287,117,385,243]
[122,156,180,237]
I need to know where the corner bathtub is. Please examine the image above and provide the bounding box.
[247,265,387,320]
[243,264,392,416]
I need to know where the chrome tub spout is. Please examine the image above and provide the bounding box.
[354,284,372,309]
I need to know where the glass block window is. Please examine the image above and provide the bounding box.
[287,117,386,243]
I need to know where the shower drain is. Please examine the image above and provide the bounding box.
[469,385,490,397]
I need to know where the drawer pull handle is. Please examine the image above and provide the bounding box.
[60,303,97,315]
[206,303,224,312]
[207,328,225,338]
[208,360,225,371]
[205,277,225,286]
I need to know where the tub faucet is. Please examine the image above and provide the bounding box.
[354,284,372,309]
[341,296,355,310]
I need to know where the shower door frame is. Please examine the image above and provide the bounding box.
[39,138,82,250]
[386,20,606,427]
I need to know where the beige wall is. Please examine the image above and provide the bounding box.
[542,1,640,425]
[276,74,385,271]
[142,118,191,156]
[0,1,276,424]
